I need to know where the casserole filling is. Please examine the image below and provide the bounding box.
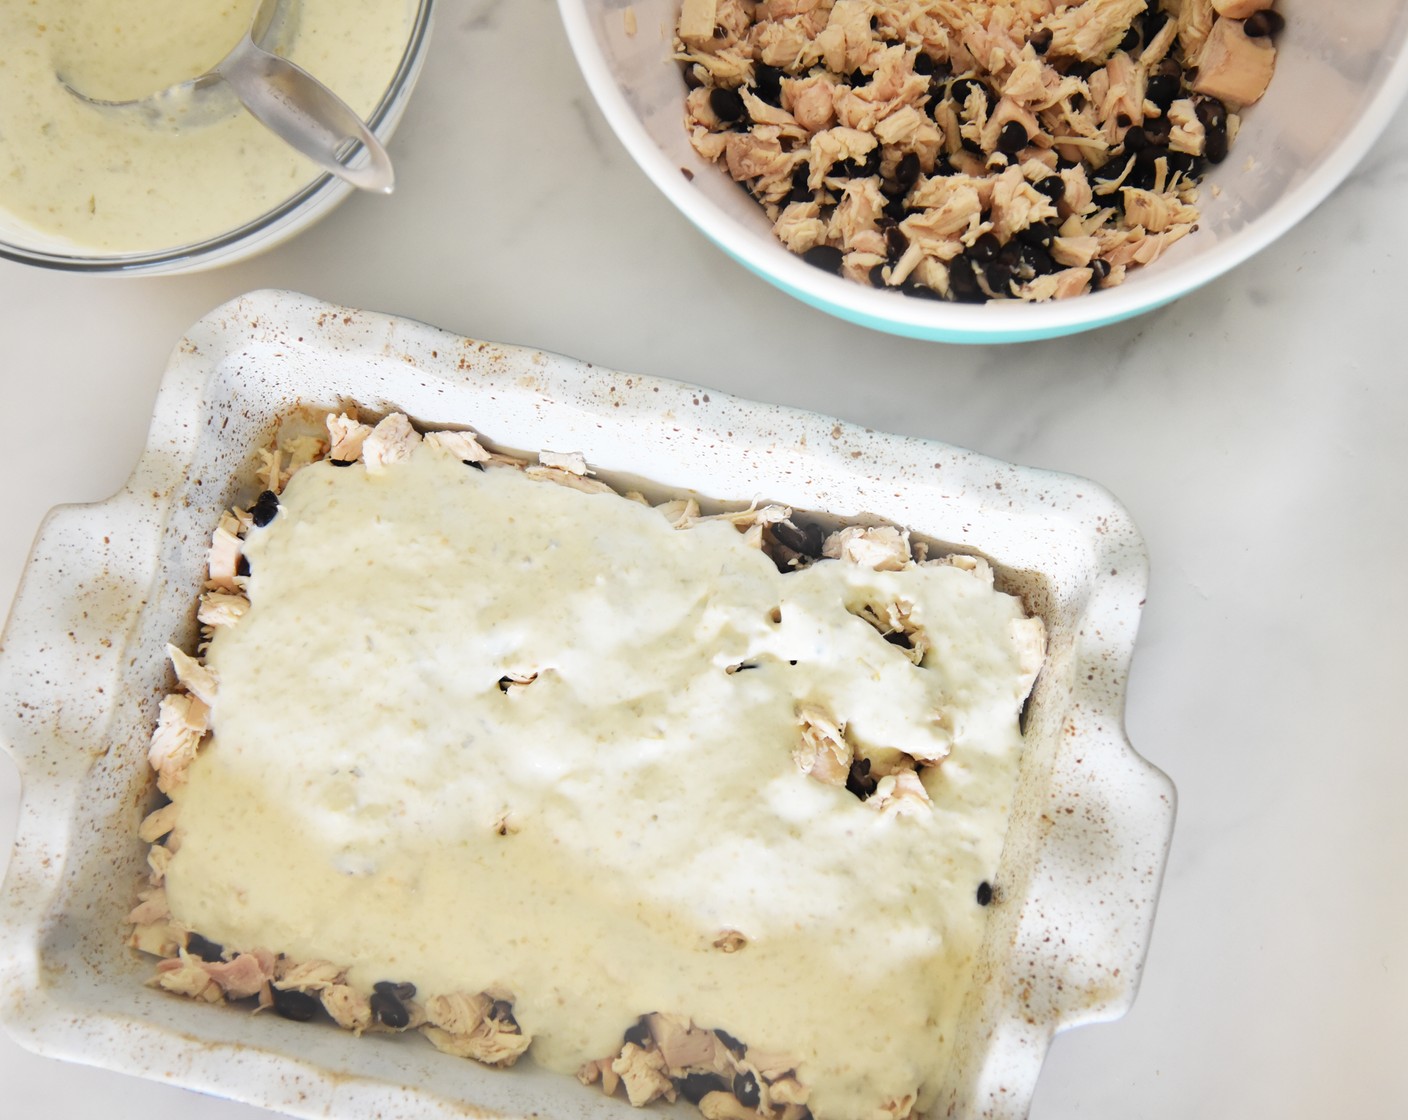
[130,412,1045,1120]
[677,0,1284,302]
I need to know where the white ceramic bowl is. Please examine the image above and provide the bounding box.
[559,1,1408,343]
[0,2,435,276]
[0,290,1174,1119]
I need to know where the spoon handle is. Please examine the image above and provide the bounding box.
[217,37,395,194]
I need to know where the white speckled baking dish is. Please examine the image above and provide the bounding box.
[0,290,1173,1119]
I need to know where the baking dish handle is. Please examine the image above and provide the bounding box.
[0,470,174,957]
[952,714,1175,1119]
[1032,721,1176,1029]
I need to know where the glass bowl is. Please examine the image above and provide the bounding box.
[0,0,435,276]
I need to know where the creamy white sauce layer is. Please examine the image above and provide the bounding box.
[163,443,1035,1119]
[0,0,410,252]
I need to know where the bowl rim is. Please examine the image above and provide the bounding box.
[0,0,437,276]
[558,0,1408,342]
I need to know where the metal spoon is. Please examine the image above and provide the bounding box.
[63,0,395,194]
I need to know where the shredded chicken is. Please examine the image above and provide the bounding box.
[422,992,532,1066]
[793,704,853,786]
[822,524,912,570]
[147,692,209,792]
[327,412,373,461]
[152,948,276,1003]
[197,590,249,630]
[361,412,419,471]
[424,427,491,464]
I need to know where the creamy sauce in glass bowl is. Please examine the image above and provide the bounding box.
[0,0,414,255]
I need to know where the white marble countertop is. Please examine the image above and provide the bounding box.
[3,2,1407,1117]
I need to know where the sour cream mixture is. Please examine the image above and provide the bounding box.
[163,445,1038,1119]
[0,0,410,252]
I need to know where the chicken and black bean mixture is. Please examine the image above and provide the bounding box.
[677,0,1284,301]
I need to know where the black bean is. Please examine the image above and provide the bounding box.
[677,1073,730,1103]
[1090,157,1126,189]
[250,489,279,527]
[959,134,982,154]
[1243,9,1285,38]
[1116,112,1132,129]
[802,245,845,275]
[1066,60,1098,81]
[488,999,518,1027]
[369,989,409,1029]
[895,150,922,193]
[831,157,858,179]
[868,263,888,288]
[1020,240,1057,276]
[948,255,987,303]
[1034,174,1065,204]
[329,457,355,467]
[912,52,936,76]
[1166,151,1201,178]
[901,279,944,300]
[883,193,909,222]
[950,77,984,109]
[983,248,1020,296]
[846,756,878,801]
[1122,126,1149,152]
[997,121,1028,155]
[1129,147,1166,190]
[1155,57,1183,81]
[771,518,826,559]
[709,86,746,125]
[976,881,994,906]
[1119,27,1140,52]
[235,554,250,577]
[1091,258,1112,287]
[752,64,784,106]
[1030,27,1053,55]
[1196,97,1229,163]
[848,68,867,87]
[1141,10,1170,42]
[931,155,957,177]
[969,232,1001,262]
[374,979,417,1001]
[1145,73,1179,108]
[271,987,320,1022]
[788,163,812,203]
[624,1016,653,1048]
[714,1028,747,1056]
[1142,115,1172,146]
[185,932,224,963]
[1017,220,1059,248]
[683,65,704,90]
[884,225,908,263]
[734,1071,761,1109]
